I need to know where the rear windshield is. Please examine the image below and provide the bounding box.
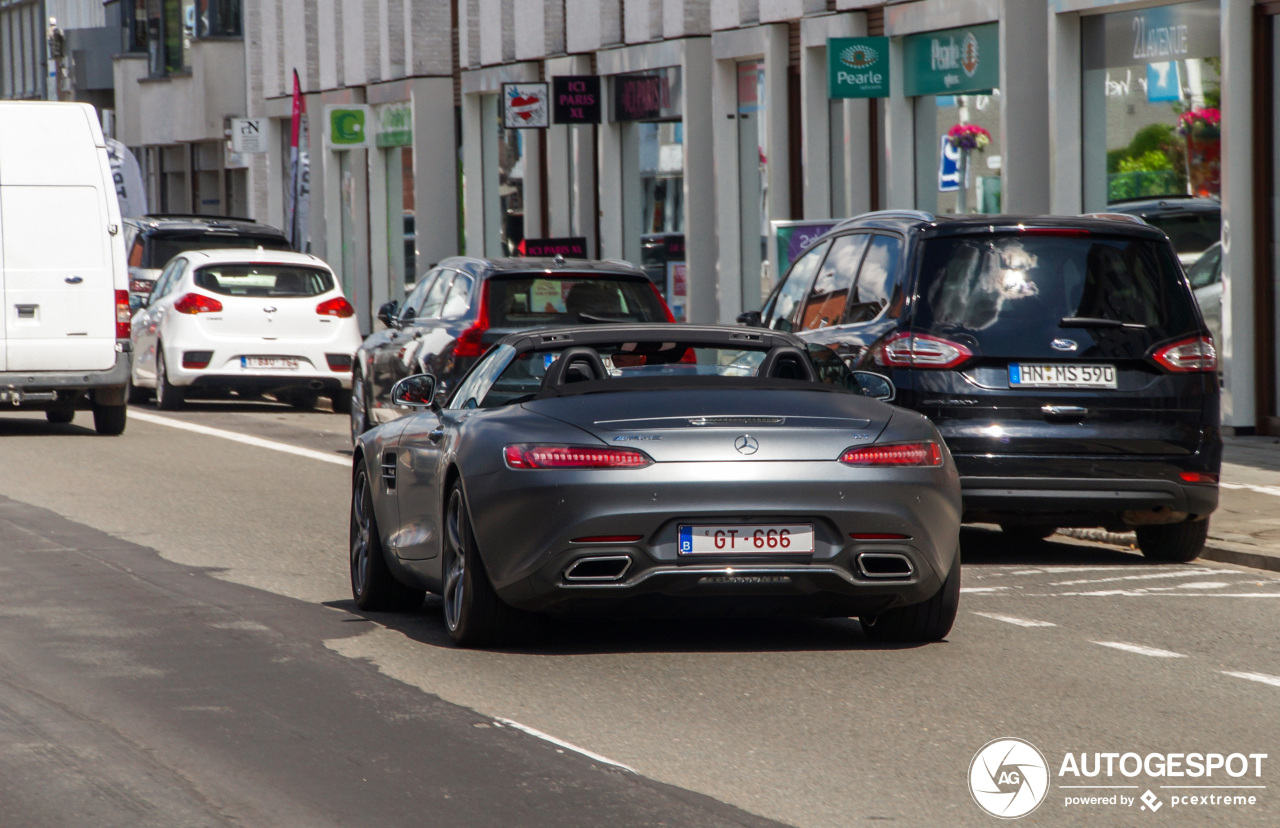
[146,234,292,268]
[194,265,334,297]
[1141,212,1220,257]
[488,275,669,327]
[915,234,1198,348]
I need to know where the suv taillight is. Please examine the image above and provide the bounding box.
[173,293,224,314]
[874,332,973,370]
[504,444,654,469]
[453,282,490,359]
[316,297,355,318]
[115,290,131,338]
[839,442,944,467]
[1151,336,1217,373]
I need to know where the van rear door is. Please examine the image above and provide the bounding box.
[0,103,116,372]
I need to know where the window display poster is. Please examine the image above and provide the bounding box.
[773,220,837,275]
[666,262,687,322]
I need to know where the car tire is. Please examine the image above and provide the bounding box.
[860,552,960,644]
[329,392,351,415]
[92,403,127,436]
[350,466,425,611]
[1001,524,1057,542]
[442,482,527,648]
[349,372,370,445]
[155,349,184,411]
[1135,519,1208,563]
[45,409,75,425]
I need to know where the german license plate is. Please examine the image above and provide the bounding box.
[1009,363,1116,389]
[678,524,815,555]
[241,356,299,370]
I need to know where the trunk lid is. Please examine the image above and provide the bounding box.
[523,387,892,462]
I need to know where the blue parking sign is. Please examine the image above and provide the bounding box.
[938,134,964,193]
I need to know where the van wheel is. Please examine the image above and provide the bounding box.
[155,350,184,410]
[1136,519,1208,563]
[92,403,127,435]
[860,552,960,643]
[46,409,75,425]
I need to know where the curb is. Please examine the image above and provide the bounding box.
[1059,528,1280,574]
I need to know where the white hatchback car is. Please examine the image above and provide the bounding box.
[129,249,361,411]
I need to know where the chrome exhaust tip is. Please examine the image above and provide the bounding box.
[564,555,632,582]
[855,552,915,579]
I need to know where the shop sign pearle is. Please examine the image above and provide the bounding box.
[903,23,999,97]
[827,37,889,99]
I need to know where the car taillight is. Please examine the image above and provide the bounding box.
[839,442,944,466]
[182,351,212,369]
[874,332,973,369]
[649,282,676,322]
[173,292,224,315]
[504,444,654,469]
[453,282,490,358]
[326,353,353,372]
[115,290,131,338]
[1151,335,1217,373]
[1179,471,1219,484]
[316,296,355,318]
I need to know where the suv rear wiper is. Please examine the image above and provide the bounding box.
[1059,317,1148,330]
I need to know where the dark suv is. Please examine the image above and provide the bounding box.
[124,215,292,308]
[742,211,1220,562]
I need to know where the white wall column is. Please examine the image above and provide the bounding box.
[800,13,868,221]
[682,37,716,324]
[368,145,390,313]
[461,91,486,257]
[411,76,460,271]
[1047,10,1082,215]
[883,36,914,209]
[712,46,742,321]
[1220,0,1255,430]
[998,0,1049,213]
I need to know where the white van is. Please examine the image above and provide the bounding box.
[0,102,131,434]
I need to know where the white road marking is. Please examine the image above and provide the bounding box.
[1220,671,1280,688]
[1091,641,1186,658]
[972,612,1056,627]
[1051,569,1229,587]
[129,409,350,467]
[1221,481,1280,498]
[1175,581,1231,589]
[1031,591,1280,598]
[494,718,636,773]
[960,587,1011,594]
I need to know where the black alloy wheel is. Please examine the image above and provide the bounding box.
[350,467,424,611]
[441,482,525,647]
[155,348,184,411]
[860,552,961,643]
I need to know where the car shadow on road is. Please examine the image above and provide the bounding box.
[0,417,99,437]
[961,525,1146,567]
[324,596,937,655]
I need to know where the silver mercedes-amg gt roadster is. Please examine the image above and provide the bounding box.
[349,324,961,647]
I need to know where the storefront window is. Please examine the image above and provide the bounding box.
[1081,0,1221,208]
[614,68,685,315]
[738,60,769,306]
[480,94,526,258]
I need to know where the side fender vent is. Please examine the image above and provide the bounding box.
[381,452,397,489]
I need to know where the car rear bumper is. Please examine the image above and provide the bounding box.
[961,475,1218,526]
[463,461,962,615]
[0,349,131,409]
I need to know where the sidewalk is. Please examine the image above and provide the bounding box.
[1062,436,1280,572]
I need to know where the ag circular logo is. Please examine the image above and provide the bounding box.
[969,738,1050,819]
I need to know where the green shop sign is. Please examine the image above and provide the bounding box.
[903,23,999,97]
[827,37,890,99]
[376,103,413,148]
[326,105,372,149]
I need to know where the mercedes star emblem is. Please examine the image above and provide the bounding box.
[734,434,759,455]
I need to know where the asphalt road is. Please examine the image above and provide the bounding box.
[0,401,1277,827]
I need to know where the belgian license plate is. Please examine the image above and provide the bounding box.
[678,525,815,555]
[1009,363,1116,389]
[241,356,299,370]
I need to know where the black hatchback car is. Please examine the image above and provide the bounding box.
[742,211,1220,562]
[350,256,674,442]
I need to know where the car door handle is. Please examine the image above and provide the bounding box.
[428,427,445,444]
[65,276,83,284]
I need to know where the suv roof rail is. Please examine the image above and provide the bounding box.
[143,212,259,223]
[1079,212,1147,225]
[853,209,937,224]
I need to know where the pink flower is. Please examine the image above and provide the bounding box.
[946,123,991,152]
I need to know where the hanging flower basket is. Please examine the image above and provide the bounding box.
[1177,107,1221,141]
[946,123,991,152]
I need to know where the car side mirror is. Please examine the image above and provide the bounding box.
[377,300,398,328]
[399,305,417,326]
[736,310,762,327]
[851,371,895,402]
[391,373,437,408]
